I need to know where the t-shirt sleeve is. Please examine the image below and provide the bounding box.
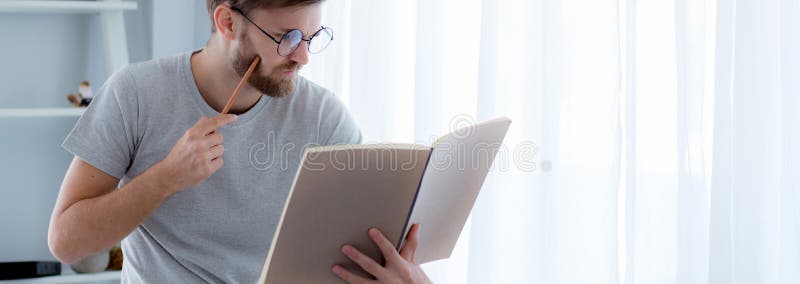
[319,94,362,145]
[62,67,140,179]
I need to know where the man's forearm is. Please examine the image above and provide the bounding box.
[49,163,177,263]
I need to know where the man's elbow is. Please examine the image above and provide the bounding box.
[48,223,79,264]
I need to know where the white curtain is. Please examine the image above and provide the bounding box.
[299,0,800,283]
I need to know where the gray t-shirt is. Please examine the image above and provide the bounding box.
[62,50,362,283]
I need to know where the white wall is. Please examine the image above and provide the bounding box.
[151,0,210,58]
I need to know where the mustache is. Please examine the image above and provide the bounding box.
[276,62,301,73]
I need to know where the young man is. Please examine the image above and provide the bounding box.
[48,1,432,283]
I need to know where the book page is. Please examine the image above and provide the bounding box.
[404,117,511,263]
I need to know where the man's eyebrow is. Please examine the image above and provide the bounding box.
[272,28,294,35]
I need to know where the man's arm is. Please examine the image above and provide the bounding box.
[48,114,237,264]
[47,157,175,264]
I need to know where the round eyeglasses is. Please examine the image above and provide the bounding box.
[231,7,334,57]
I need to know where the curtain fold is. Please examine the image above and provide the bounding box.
[709,0,800,283]
[778,1,800,283]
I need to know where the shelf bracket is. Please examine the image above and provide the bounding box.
[100,0,130,76]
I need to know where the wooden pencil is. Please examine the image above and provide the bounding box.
[220,56,261,115]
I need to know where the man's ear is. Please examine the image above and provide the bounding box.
[213,5,238,41]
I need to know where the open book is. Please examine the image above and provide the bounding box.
[258,117,512,283]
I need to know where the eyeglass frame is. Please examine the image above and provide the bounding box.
[230,6,334,57]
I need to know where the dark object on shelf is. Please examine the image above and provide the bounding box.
[66,81,94,107]
[0,261,62,280]
[107,246,123,271]
[67,94,92,107]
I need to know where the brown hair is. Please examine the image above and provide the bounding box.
[206,0,324,32]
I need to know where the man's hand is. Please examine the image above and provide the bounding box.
[153,114,237,194]
[332,224,432,284]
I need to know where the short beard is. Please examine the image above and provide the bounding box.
[232,34,300,98]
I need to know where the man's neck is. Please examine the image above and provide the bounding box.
[190,47,262,115]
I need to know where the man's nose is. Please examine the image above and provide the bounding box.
[288,41,309,65]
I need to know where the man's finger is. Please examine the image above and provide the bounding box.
[192,116,208,127]
[368,228,403,264]
[203,132,224,147]
[208,145,224,160]
[331,265,374,284]
[399,224,420,262]
[341,245,388,280]
[195,114,237,135]
[208,157,224,172]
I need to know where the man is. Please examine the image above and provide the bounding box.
[47,1,432,283]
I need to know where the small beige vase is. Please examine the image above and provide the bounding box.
[71,250,110,273]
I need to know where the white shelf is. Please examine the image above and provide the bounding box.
[0,108,85,118]
[0,1,137,14]
[0,271,120,284]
